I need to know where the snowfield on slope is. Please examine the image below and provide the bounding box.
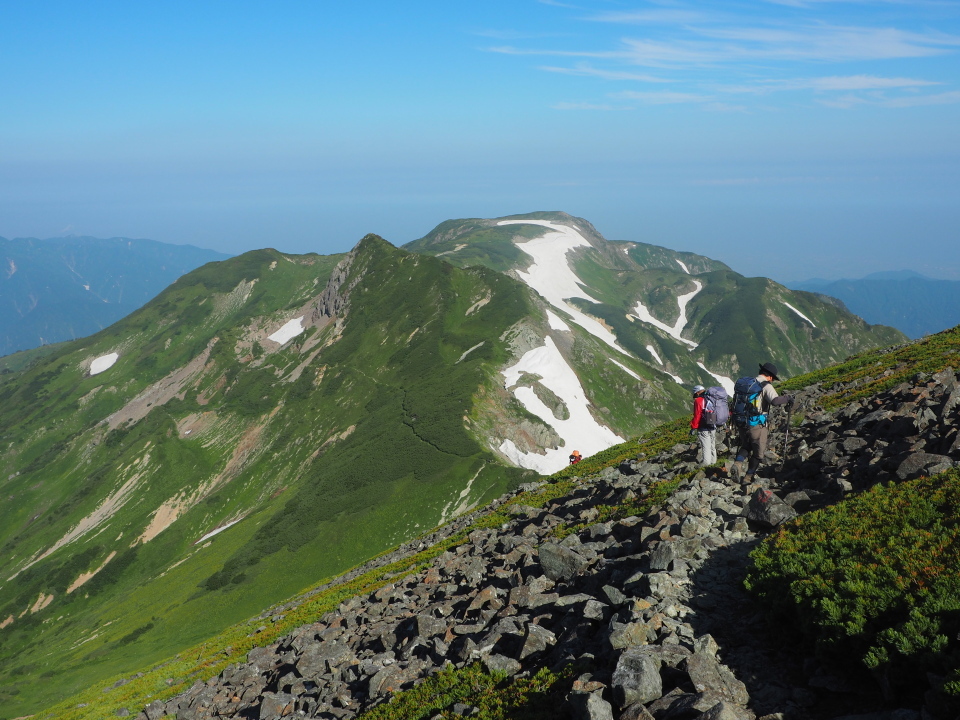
[268,316,305,345]
[631,280,702,349]
[782,301,817,328]
[498,220,626,354]
[90,352,119,375]
[697,361,735,396]
[499,336,623,474]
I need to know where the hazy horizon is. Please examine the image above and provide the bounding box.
[2,1,958,281]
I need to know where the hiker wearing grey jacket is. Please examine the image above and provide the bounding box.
[732,362,794,483]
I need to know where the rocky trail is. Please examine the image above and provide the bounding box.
[133,367,960,720]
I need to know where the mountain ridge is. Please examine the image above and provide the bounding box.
[0,213,907,715]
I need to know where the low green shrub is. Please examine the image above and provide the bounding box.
[745,469,960,700]
[358,663,577,720]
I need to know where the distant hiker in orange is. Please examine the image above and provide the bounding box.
[691,385,717,466]
[569,450,582,465]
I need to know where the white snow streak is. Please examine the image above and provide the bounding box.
[609,358,642,382]
[268,316,305,345]
[669,374,684,384]
[631,281,702,348]
[645,345,664,366]
[546,309,570,332]
[498,220,626,354]
[782,301,817,328]
[456,342,485,364]
[500,336,623,474]
[195,518,243,545]
[697,362,735,396]
[90,353,119,375]
[675,259,690,274]
[438,464,485,525]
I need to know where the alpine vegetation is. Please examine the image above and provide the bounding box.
[0,213,905,716]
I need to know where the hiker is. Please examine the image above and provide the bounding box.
[731,362,794,483]
[690,385,717,466]
[569,450,582,465]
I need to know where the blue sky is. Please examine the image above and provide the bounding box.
[1,1,958,280]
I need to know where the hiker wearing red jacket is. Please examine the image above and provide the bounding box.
[691,385,717,466]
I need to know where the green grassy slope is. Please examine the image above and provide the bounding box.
[0,238,537,716]
[407,211,907,385]
[34,314,958,720]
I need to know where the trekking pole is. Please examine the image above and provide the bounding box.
[779,401,793,472]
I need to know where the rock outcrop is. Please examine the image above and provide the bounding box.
[137,368,960,720]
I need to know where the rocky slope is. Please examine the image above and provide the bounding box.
[0,217,914,716]
[122,345,960,720]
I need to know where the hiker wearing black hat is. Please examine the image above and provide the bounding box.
[731,362,794,484]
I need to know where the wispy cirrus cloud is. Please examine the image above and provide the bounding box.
[722,74,941,93]
[820,88,960,108]
[493,1,960,112]
[540,63,670,82]
[587,9,710,25]
[616,26,960,67]
[552,101,618,110]
[614,90,715,105]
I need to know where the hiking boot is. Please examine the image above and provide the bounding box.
[742,472,755,487]
[730,460,744,482]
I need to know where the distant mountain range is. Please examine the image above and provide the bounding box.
[787,271,960,339]
[0,235,230,356]
[0,212,904,715]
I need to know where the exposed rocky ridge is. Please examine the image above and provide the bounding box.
[133,366,960,720]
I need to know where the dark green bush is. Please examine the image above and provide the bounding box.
[745,469,960,698]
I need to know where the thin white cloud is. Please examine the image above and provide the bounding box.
[723,74,941,93]
[817,88,960,108]
[487,45,620,59]
[588,9,710,24]
[620,25,960,66]
[540,63,670,82]
[474,29,570,40]
[693,25,960,61]
[615,90,715,104]
[552,101,618,110]
[883,89,960,106]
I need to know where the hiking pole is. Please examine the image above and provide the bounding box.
[779,401,793,472]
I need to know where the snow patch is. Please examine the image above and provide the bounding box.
[90,353,119,375]
[697,362,735,396]
[782,301,817,328]
[609,358,642,382]
[498,220,627,354]
[631,280,702,349]
[438,464,485,525]
[195,518,243,545]
[645,345,664,366]
[546,309,570,331]
[268,316,305,345]
[456,342,485,364]
[500,336,623,474]
[675,259,690,274]
[669,373,684,384]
